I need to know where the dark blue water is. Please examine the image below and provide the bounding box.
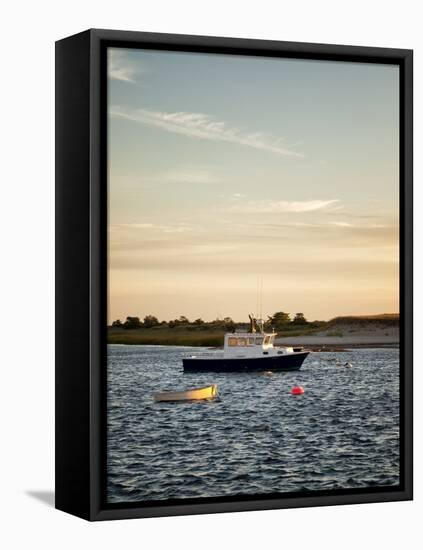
[107,345,400,503]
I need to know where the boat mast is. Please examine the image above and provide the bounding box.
[249,314,264,334]
[248,314,256,333]
[256,318,265,335]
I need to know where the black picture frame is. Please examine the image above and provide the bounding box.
[55,28,413,521]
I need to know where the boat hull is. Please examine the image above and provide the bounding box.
[183,351,309,372]
[154,384,218,402]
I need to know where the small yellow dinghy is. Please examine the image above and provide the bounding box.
[153,384,218,402]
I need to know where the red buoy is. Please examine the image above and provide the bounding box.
[291,386,304,395]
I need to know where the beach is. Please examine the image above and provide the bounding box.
[276,318,399,350]
[276,335,399,350]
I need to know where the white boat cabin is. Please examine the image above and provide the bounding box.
[223,331,294,359]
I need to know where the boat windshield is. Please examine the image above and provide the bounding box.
[228,336,259,347]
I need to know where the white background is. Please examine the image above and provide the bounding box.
[0,1,420,548]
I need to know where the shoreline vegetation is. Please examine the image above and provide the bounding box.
[108,313,399,350]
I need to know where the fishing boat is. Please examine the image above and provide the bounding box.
[183,315,309,372]
[153,384,218,402]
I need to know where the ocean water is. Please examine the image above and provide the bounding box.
[107,345,400,503]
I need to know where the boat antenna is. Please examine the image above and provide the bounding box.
[256,275,264,320]
[256,276,259,319]
[259,276,263,321]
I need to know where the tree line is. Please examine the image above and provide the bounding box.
[110,312,312,330]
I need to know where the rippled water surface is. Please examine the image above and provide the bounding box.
[107,345,399,503]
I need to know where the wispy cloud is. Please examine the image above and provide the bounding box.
[110,105,303,158]
[108,50,138,82]
[329,221,353,227]
[156,169,220,185]
[111,222,193,234]
[227,199,340,214]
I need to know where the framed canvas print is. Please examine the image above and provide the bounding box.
[55,29,413,521]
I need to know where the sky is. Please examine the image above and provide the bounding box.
[107,47,399,323]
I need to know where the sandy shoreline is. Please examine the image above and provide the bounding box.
[276,335,399,351]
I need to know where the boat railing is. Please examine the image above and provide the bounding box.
[186,351,222,358]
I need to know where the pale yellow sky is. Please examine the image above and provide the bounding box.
[107,49,399,323]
